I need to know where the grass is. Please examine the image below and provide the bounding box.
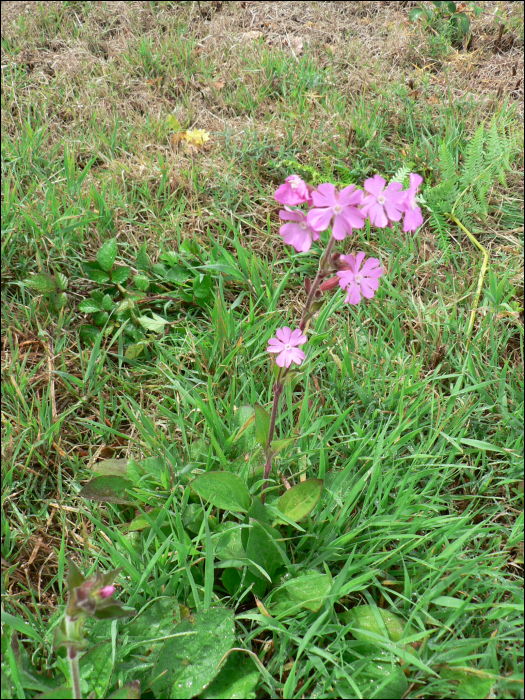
[1,1,523,698]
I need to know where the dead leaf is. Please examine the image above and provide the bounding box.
[289,36,304,54]
[184,129,210,146]
[211,80,225,90]
[242,30,263,41]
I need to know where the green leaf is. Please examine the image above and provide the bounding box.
[80,325,102,345]
[116,298,137,313]
[83,261,110,284]
[440,667,496,699]
[270,436,297,455]
[190,472,251,512]
[232,405,256,451]
[245,520,287,580]
[199,652,260,699]
[124,597,181,644]
[270,572,332,615]
[92,310,109,326]
[137,313,169,332]
[79,641,114,699]
[140,456,168,483]
[193,274,213,300]
[457,12,470,35]
[180,238,200,256]
[35,688,73,699]
[56,273,68,291]
[78,476,134,504]
[254,403,271,449]
[1,671,14,699]
[151,607,235,699]
[125,342,146,360]
[112,265,130,284]
[25,273,56,294]
[167,115,182,131]
[90,458,128,477]
[66,558,85,590]
[53,292,68,312]
[446,1,456,12]
[107,682,141,699]
[340,606,413,643]
[126,507,163,532]
[101,294,114,312]
[277,479,323,522]
[409,7,424,20]
[133,275,150,292]
[431,1,443,7]
[214,523,246,561]
[1,613,44,644]
[92,603,135,620]
[79,299,102,313]
[166,265,190,284]
[136,244,151,272]
[97,238,117,272]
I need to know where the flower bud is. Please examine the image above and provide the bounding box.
[319,276,340,292]
[314,289,322,298]
[98,585,116,600]
[304,277,311,294]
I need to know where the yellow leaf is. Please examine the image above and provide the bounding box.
[184,129,210,146]
[166,115,182,131]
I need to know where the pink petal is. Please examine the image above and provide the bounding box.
[331,215,348,240]
[345,282,362,305]
[307,207,334,232]
[360,258,383,277]
[364,175,386,197]
[384,201,403,222]
[276,351,287,367]
[290,329,307,345]
[340,207,366,230]
[338,184,361,207]
[354,252,366,270]
[311,183,337,207]
[279,209,304,222]
[409,173,423,190]
[368,203,388,228]
[289,347,305,365]
[337,270,353,289]
[359,278,377,299]
[343,254,358,273]
[403,207,423,232]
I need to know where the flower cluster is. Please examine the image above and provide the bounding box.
[275,172,423,250]
[267,172,424,369]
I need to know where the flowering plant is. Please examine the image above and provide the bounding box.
[260,172,423,499]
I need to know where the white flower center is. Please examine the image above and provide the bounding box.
[299,221,307,230]
[355,274,363,284]
[291,181,298,189]
[284,343,292,351]
[333,204,342,215]
[377,195,386,205]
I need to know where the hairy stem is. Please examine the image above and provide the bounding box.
[66,616,82,700]
[299,236,336,332]
[261,235,336,501]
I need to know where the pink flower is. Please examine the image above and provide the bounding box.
[279,207,320,252]
[267,327,307,368]
[401,173,424,232]
[275,175,312,206]
[336,252,383,305]
[98,585,116,599]
[307,183,365,240]
[361,175,405,228]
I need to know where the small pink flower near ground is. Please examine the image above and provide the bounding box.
[337,252,383,305]
[361,175,405,228]
[274,175,312,206]
[307,183,365,240]
[401,173,424,232]
[267,327,307,368]
[279,207,320,252]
